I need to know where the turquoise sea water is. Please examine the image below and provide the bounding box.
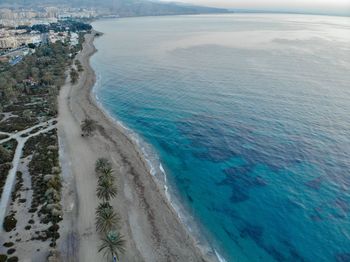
[91,14,350,262]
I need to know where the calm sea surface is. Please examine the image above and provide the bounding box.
[91,14,350,262]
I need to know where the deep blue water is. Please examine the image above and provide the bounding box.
[91,14,350,262]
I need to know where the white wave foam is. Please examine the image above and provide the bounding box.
[159,163,165,173]
[215,249,228,262]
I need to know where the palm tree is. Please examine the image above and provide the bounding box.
[96,202,112,217]
[95,158,112,174]
[101,167,114,178]
[97,177,118,202]
[81,118,97,136]
[70,68,79,84]
[98,231,125,261]
[98,174,115,188]
[98,168,115,184]
[95,205,120,233]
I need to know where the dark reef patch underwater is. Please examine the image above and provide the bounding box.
[92,14,350,261]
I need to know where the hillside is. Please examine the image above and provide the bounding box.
[0,0,230,17]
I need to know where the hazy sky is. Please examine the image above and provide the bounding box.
[160,0,350,15]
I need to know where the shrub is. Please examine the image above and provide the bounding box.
[0,144,12,163]
[0,254,7,262]
[3,214,17,232]
[95,158,112,174]
[3,242,14,248]
[7,257,19,262]
[81,118,97,136]
[7,249,15,255]
[48,224,59,232]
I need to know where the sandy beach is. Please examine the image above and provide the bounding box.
[57,32,214,262]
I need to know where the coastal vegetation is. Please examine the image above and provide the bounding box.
[95,203,120,233]
[81,118,97,136]
[75,60,84,72]
[0,22,89,261]
[0,41,72,111]
[95,158,125,261]
[70,67,79,84]
[0,139,17,196]
[98,231,126,261]
[95,158,112,173]
[30,20,92,33]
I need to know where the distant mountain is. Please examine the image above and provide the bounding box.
[0,0,231,17]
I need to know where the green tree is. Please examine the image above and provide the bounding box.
[42,72,54,85]
[98,231,125,261]
[0,74,17,103]
[95,204,120,233]
[98,167,115,184]
[97,176,118,202]
[81,118,97,136]
[0,144,11,162]
[95,158,112,174]
[28,43,36,49]
[75,60,84,72]
[22,109,32,121]
[48,94,58,116]
[70,68,79,84]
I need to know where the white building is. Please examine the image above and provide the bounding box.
[70,32,79,46]
[0,36,17,49]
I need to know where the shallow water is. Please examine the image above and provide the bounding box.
[92,14,350,262]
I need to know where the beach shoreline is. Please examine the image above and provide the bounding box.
[57,30,218,261]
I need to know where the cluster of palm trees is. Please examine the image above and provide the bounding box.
[95,158,126,261]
